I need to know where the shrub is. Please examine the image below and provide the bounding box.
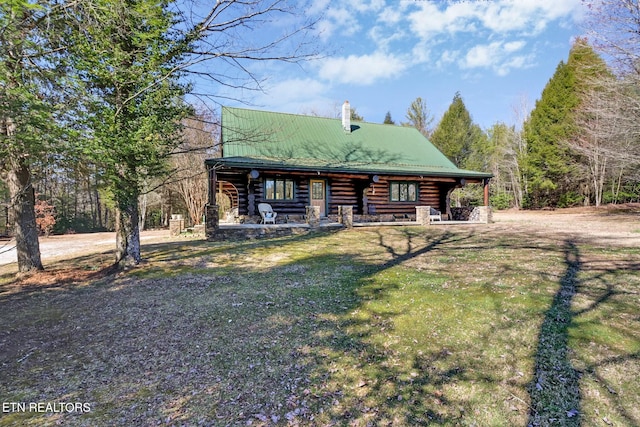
[34,198,56,237]
[490,193,513,210]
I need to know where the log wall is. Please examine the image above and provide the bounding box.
[215,168,458,217]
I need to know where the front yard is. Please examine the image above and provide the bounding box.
[1,211,639,426]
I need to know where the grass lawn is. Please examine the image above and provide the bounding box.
[1,223,639,426]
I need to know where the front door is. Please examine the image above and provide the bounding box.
[310,179,326,217]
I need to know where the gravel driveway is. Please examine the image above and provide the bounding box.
[0,229,172,267]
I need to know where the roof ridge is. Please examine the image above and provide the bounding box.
[223,105,417,129]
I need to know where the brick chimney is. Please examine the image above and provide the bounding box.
[342,100,351,133]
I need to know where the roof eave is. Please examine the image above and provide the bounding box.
[205,157,493,179]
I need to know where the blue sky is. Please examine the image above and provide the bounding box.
[213,0,588,130]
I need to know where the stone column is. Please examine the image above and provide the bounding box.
[338,205,353,228]
[169,214,184,236]
[306,206,320,228]
[205,205,220,240]
[477,206,492,224]
[415,206,431,226]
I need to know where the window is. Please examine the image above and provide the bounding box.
[390,182,418,202]
[265,178,294,200]
[311,181,324,200]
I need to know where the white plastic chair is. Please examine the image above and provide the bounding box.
[429,208,442,222]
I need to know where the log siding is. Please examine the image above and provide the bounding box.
[213,167,462,217]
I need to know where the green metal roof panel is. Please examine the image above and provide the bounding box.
[218,106,492,178]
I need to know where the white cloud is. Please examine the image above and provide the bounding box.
[463,42,502,68]
[460,40,532,75]
[504,40,526,53]
[378,7,402,25]
[318,52,409,85]
[436,50,459,68]
[480,0,584,34]
[408,2,482,40]
[407,0,584,40]
[307,0,330,16]
[308,0,584,84]
[347,0,386,14]
[315,6,362,41]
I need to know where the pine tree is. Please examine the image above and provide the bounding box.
[0,0,67,271]
[430,92,481,169]
[68,0,192,268]
[383,111,395,125]
[522,38,607,208]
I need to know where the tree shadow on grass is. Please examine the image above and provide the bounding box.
[527,239,582,426]
[2,227,638,426]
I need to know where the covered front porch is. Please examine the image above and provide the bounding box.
[205,204,492,240]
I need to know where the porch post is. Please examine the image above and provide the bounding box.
[208,166,217,205]
[476,206,492,224]
[483,178,490,207]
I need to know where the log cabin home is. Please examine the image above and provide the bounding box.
[205,102,492,226]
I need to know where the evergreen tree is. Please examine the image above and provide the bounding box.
[522,38,606,208]
[430,92,482,169]
[383,111,395,125]
[0,0,67,272]
[522,60,578,208]
[68,0,192,268]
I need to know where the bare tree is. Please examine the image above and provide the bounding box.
[168,111,220,226]
[578,1,640,204]
[507,94,532,209]
[583,0,640,74]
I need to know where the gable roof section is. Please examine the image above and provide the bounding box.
[211,106,491,179]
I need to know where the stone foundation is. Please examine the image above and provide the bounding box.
[208,223,343,241]
[450,206,492,223]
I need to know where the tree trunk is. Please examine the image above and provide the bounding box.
[138,192,147,231]
[7,159,43,272]
[115,195,141,268]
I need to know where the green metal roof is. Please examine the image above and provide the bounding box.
[210,106,491,179]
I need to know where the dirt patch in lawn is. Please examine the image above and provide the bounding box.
[492,204,640,248]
